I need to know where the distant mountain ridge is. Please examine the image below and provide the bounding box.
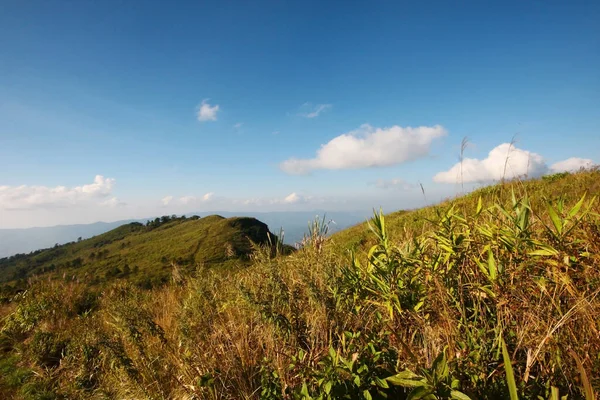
[0,211,369,258]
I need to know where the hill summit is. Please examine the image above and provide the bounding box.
[0,214,284,291]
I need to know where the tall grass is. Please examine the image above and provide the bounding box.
[1,170,599,399]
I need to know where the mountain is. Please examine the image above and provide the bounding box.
[0,211,368,258]
[0,215,286,291]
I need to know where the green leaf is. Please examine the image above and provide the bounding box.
[374,377,389,389]
[300,383,311,399]
[475,196,483,216]
[475,259,491,279]
[501,338,519,400]
[567,193,586,219]
[487,249,497,281]
[450,390,473,400]
[478,285,497,299]
[386,370,427,388]
[363,389,373,400]
[328,347,337,361]
[432,348,449,381]
[324,380,332,394]
[547,203,563,236]
[529,247,559,257]
[407,386,434,400]
[413,300,424,312]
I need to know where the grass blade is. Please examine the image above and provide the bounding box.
[570,350,595,400]
[501,337,519,400]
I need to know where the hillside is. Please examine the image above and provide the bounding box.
[331,169,600,252]
[1,170,599,399]
[0,220,142,259]
[0,214,284,292]
[0,211,368,259]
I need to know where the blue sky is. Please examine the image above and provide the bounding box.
[1,0,598,228]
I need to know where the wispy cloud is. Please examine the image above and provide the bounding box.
[233,122,243,129]
[0,175,118,210]
[197,99,220,122]
[179,196,197,205]
[434,143,596,183]
[298,103,332,118]
[101,197,126,207]
[234,192,314,206]
[371,178,416,190]
[173,193,216,206]
[161,196,174,206]
[280,124,447,175]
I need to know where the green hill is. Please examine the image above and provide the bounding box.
[1,170,599,400]
[331,169,600,252]
[0,214,284,291]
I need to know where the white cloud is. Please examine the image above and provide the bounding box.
[177,192,215,205]
[233,192,312,207]
[299,103,331,118]
[0,175,116,210]
[280,124,447,175]
[282,192,302,204]
[550,157,595,173]
[233,122,243,129]
[161,196,174,206]
[434,143,595,183]
[179,195,197,205]
[202,192,215,201]
[197,99,219,122]
[372,178,416,190]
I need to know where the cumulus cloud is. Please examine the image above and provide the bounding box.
[280,124,447,175]
[0,175,117,210]
[434,143,595,183]
[161,196,174,206]
[550,157,595,173]
[202,192,215,201]
[372,178,416,190]
[299,103,332,118]
[197,99,219,122]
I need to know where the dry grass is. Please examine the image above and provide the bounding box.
[1,169,599,399]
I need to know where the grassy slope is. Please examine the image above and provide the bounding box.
[1,170,599,400]
[331,170,600,252]
[0,215,279,289]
